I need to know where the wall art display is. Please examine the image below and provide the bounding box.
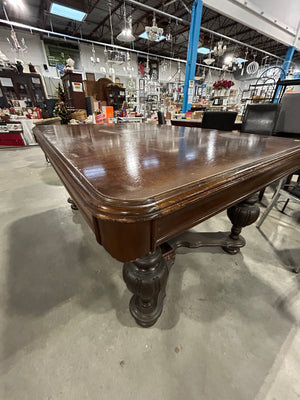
[43,38,81,69]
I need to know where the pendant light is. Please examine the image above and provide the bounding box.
[116,1,135,43]
[145,12,163,41]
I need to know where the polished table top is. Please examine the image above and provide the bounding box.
[171,118,242,130]
[34,123,300,261]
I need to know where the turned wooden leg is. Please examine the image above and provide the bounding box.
[67,197,78,210]
[123,247,170,327]
[223,194,260,254]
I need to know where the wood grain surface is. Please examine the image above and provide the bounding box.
[34,124,300,261]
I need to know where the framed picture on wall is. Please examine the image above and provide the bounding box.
[44,38,81,69]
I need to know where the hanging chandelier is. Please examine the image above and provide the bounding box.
[222,56,242,71]
[116,13,135,43]
[90,43,100,64]
[213,41,227,56]
[145,14,163,41]
[7,28,27,53]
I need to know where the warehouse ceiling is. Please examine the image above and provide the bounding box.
[1,0,300,65]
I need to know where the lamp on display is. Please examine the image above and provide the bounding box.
[123,52,134,75]
[116,10,135,43]
[145,14,163,41]
[165,33,172,42]
[2,6,27,56]
[203,49,215,65]
[90,43,100,65]
[104,48,126,64]
[213,41,227,56]
[7,28,27,54]
[222,55,242,72]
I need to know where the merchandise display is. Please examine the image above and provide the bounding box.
[1,0,300,398]
[0,2,298,138]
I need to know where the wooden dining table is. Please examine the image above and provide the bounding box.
[34,123,300,327]
[171,118,242,130]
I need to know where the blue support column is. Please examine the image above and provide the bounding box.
[182,0,203,113]
[273,45,295,103]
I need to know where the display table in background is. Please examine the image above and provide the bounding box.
[0,119,40,146]
[0,121,25,146]
[34,124,300,327]
[171,118,242,130]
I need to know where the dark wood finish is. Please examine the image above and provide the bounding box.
[105,84,126,110]
[61,72,86,109]
[224,194,260,254]
[34,124,300,326]
[171,118,242,131]
[34,123,300,261]
[67,197,78,210]
[123,247,170,327]
[0,71,46,107]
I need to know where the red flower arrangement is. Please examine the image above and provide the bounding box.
[213,79,235,89]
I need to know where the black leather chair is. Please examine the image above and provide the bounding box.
[241,103,281,135]
[241,103,282,201]
[157,111,166,125]
[274,93,300,139]
[201,111,237,131]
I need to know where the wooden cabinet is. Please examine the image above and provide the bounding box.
[61,72,86,109]
[0,71,46,107]
[105,84,126,110]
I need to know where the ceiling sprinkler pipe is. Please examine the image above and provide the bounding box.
[125,0,284,60]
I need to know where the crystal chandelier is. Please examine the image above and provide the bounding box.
[116,11,135,43]
[7,28,27,53]
[90,43,100,64]
[2,5,27,55]
[213,41,227,56]
[203,50,215,65]
[144,56,160,94]
[123,52,134,76]
[165,33,172,42]
[145,14,163,41]
[222,56,242,71]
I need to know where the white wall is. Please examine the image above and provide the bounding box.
[0,26,238,100]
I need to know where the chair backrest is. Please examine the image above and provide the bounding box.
[201,111,237,131]
[157,111,166,125]
[274,93,300,138]
[241,103,281,136]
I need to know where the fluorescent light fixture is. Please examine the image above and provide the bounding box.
[139,31,165,42]
[50,3,87,21]
[197,47,211,54]
[236,57,248,63]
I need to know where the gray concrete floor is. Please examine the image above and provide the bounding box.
[0,146,299,400]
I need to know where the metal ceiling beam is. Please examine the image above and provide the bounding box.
[200,26,283,59]
[0,18,225,71]
[38,0,47,30]
[88,0,123,38]
[71,0,100,35]
[126,0,190,25]
[124,0,284,59]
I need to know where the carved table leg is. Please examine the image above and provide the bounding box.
[223,194,260,254]
[67,197,78,210]
[123,247,170,327]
